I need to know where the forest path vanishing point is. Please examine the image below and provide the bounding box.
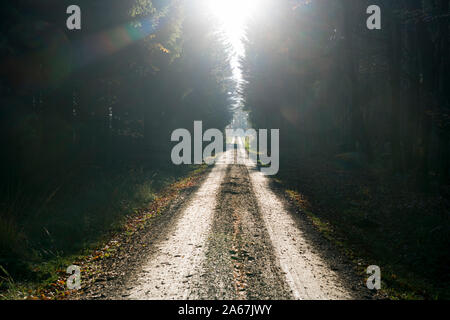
[82,138,373,300]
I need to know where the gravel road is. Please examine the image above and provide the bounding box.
[83,140,372,300]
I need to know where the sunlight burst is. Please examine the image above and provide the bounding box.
[205,0,259,58]
[204,0,260,96]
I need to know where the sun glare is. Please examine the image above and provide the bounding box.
[204,0,260,101]
[205,0,259,58]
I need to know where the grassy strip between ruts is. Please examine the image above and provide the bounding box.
[0,164,209,300]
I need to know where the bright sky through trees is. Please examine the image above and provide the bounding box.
[204,0,260,96]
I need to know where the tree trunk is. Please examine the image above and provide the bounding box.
[342,0,373,161]
[388,2,403,173]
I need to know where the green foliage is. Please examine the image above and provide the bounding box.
[130,0,156,18]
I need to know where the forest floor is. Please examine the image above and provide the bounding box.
[0,160,208,299]
[59,145,378,300]
[276,152,450,300]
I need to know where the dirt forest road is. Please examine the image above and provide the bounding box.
[81,138,372,300]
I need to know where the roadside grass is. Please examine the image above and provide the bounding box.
[242,137,268,169]
[0,163,207,299]
[277,156,449,300]
[243,136,262,157]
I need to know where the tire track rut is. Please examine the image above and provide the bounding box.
[200,163,292,299]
